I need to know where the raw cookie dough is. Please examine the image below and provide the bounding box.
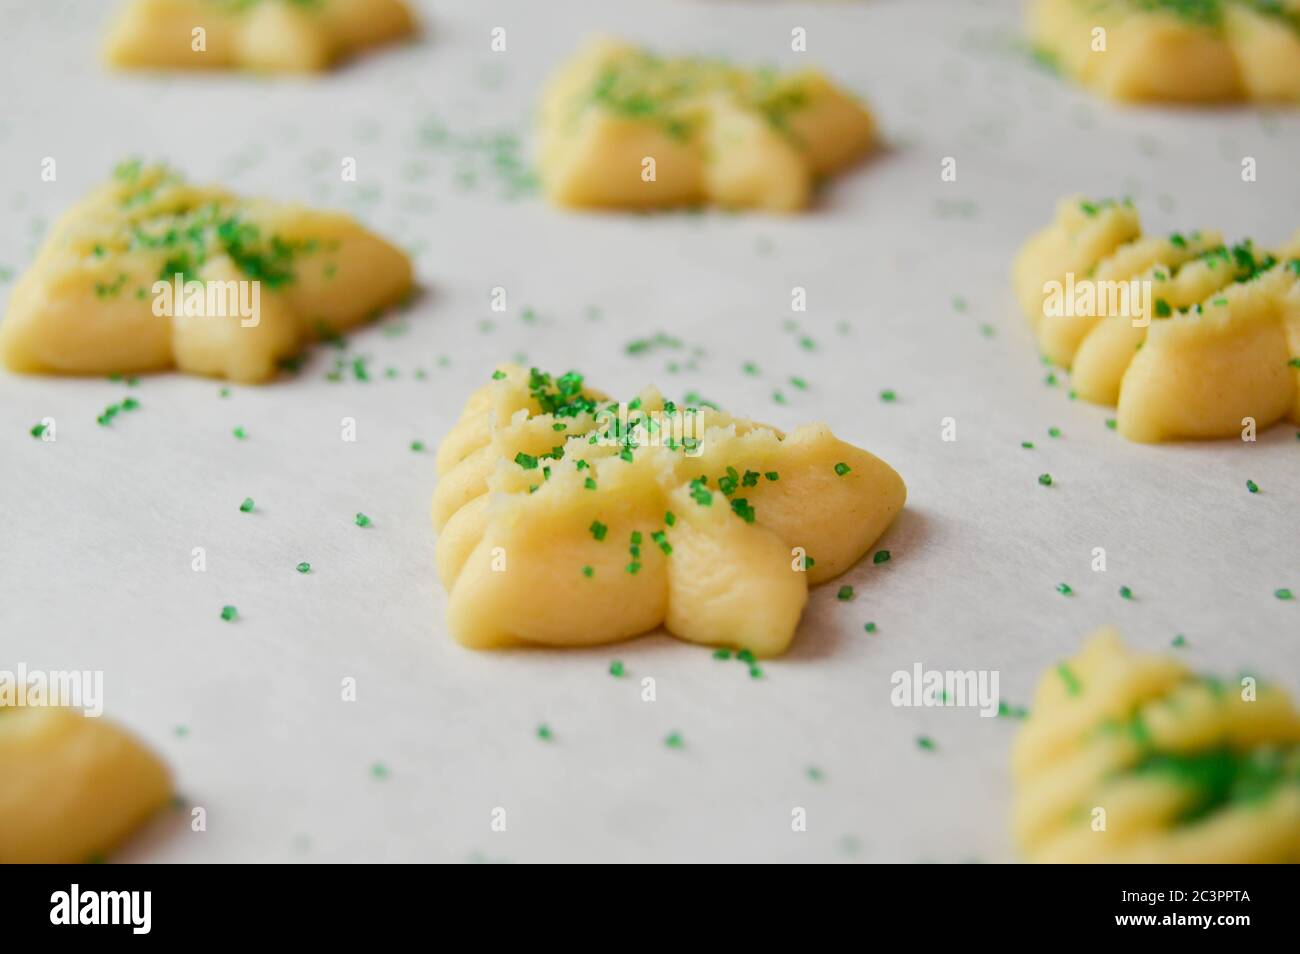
[1029,0,1300,103]
[538,37,876,212]
[1013,197,1300,442]
[1012,628,1300,863]
[432,365,906,656]
[0,161,414,384]
[0,704,172,863]
[105,0,416,73]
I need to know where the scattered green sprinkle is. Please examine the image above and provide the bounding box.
[410,440,426,452]
[589,520,608,541]
[1038,473,1053,486]
[609,660,625,678]
[232,426,247,440]
[355,512,371,527]
[296,562,311,574]
[1246,479,1259,494]
[833,462,851,476]
[879,389,896,403]
[1119,585,1133,600]
[582,565,594,578]
[837,585,854,601]
[1056,583,1073,596]
[863,621,877,633]
[1276,588,1294,601]
[371,762,389,780]
[1172,634,1187,648]
[536,724,552,741]
[916,736,936,752]
[713,648,732,660]
[664,731,684,749]
[873,550,891,565]
[239,497,255,513]
[220,605,237,622]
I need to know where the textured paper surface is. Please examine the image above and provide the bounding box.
[1,0,1298,863]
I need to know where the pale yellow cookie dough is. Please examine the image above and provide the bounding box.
[1029,0,1300,103]
[1011,628,1300,863]
[105,0,416,73]
[0,161,413,384]
[538,38,876,213]
[432,365,906,656]
[1013,196,1300,442]
[0,705,172,863]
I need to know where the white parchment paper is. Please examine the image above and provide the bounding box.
[1,0,1297,862]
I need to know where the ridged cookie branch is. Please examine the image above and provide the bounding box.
[0,704,172,863]
[432,366,906,656]
[539,38,876,212]
[1028,0,1300,103]
[1011,628,1300,863]
[1014,197,1300,442]
[0,162,413,384]
[105,0,416,73]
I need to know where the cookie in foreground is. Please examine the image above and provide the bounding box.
[0,704,172,863]
[1011,628,1300,863]
[432,365,906,656]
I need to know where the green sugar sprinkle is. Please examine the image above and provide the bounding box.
[837,585,854,601]
[355,512,372,527]
[29,422,46,438]
[514,452,539,470]
[410,440,426,452]
[1056,582,1073,596]
[1276,588,1294,601]
[589,520,608,541]
[1057,663,1082,696]
[748,664,763,679]
[664,510,676,526]
[609,660,625,678]
[1038,473,1053,486]
[664,731,684,749]
[807,766,824,782]
[296,562,311,574]
[1047,426,1061,438]
[873,549,891,565]
[1105,418,1117,431]
[581,565,594,578]
[916,736,936,752]
[239,497,255,513]
[1246,479,1259,494]
[220,605,237,622]
[1021,441,1034,449]
[713,648,732,660]
[863,622,877,633]
[1119,585,1134,600]
[833,462,851,476]
[1172,634,1187,648]
[232,426,247,440]
[371,762,389,780]
[879,389,897,403]
[536,724,552,741]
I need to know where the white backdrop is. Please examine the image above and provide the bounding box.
[1,0,1297,862]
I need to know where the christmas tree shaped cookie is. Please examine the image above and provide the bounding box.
[539,38,876,212]
[1014,197,1300,442]
[1029,0,1300,103]
[0,704,172,863]
[432,365,906,656]
[105,0,416,73]
[1012,628,1300,863]
[0,162,413,384]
